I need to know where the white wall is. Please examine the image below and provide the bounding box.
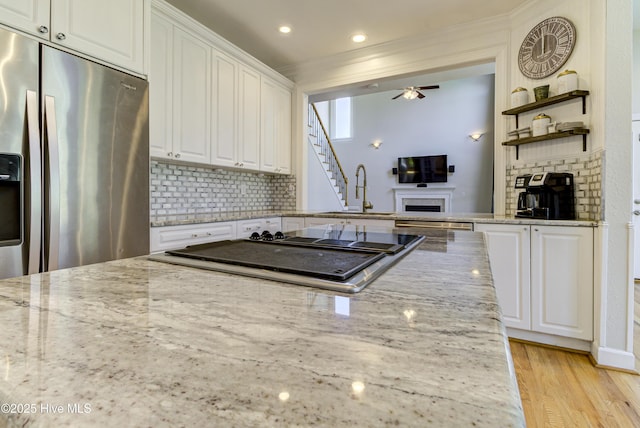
[332,74,495,213]
[634,29,640,116]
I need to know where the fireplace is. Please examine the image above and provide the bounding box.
[393,187,455,213]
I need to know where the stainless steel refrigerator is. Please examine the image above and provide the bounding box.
[0,26,149,280]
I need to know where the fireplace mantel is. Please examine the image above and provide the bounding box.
[393,186,456,213]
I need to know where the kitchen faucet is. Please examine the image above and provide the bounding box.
[355,164,373,212]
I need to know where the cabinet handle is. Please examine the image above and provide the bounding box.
[634,199,640,204]
[191,233,198,238]
[167,152,173,157]
[56,33,66,41]
[634,210,640,216]
[38,26,49,34]
[206,232,212,236]
[534,228,539,232]
[175,153,180,159]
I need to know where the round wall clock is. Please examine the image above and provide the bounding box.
[518,16,576,79]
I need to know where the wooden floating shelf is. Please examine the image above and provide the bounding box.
[502,90,590,116]
[502,129,590,159]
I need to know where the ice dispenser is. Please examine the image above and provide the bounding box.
[0,154,22,245]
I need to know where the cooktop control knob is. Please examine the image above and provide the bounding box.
[262,232,274,241]
[250,232,261,240]
[274,231,285,239]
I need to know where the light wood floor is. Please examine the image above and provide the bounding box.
[510,340,640,427]
[509,281,640,427]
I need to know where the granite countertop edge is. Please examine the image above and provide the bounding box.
[150,210,598,228]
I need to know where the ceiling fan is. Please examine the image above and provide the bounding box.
[392,85,440,100]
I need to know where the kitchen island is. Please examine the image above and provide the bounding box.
[0,229,524,427]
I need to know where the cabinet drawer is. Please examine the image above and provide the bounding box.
[151,222,236,252]
[236,217,282,238]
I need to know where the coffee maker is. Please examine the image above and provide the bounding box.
[515,172,575,220]
[514,174,532,208]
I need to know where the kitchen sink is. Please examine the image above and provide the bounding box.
[325,211,396,216]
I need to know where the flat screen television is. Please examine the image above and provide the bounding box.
[397,155,447,183]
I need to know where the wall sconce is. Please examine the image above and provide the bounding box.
[469,132,483,142]
[370,140,383,149]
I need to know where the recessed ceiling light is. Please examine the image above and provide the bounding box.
[352,33,367,43]
[279,26,292,34]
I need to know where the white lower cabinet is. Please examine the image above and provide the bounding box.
[304,217,395,228]
[150,221,236,252]
[236,217,282,239]
[282,217,305,232]
[475,223,593,342]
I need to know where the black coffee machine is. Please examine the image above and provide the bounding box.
[515,172,575,220]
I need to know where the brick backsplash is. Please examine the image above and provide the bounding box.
[505,151,602,220]
[150,160,296,217]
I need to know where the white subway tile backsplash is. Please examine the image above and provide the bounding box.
[506,151,602,220]
[150,160,296,218]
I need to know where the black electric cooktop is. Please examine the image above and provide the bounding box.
[166,240,386,281]
[165,230,423,282]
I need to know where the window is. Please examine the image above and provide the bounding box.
[330,97,352,140]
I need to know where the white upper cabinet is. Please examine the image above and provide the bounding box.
[0,0,146,74]
[149,1,293,173]
[210,49,239,168]
[171,27,211,164]
[0,0,50,36]
[150,18,211,164]
[149,12,173,159]
[261,77,292,174]
[237,66,261,170]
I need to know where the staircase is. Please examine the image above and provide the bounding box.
[308,103,348,208]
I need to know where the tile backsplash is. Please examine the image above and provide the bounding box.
[505,151,602,220]
[150,160,296,218]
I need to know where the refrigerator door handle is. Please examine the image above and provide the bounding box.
[44,95,60,272]
[25,90,42,275]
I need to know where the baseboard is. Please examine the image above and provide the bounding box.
[591,345,637,372]
[506,328,592,352]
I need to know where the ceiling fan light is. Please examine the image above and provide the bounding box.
[403,89,418,100]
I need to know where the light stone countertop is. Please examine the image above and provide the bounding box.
[0,230,525,427]
[150,209,598,227]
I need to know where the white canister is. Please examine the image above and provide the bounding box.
[557,70,578,94]
[532,113,552,137]
[511,87,529,107]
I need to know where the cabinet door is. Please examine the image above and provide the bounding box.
[275,85,292,174]
[236,217,282,239]
[172,28,211,164]
[475,223,531,330]
[149,12,173,159]
[50,0,145,73]
[282,217,305,232]
[150,222,236,252]
[0,0,50,38]
[237,66,260,170]
[210,50,238,167]
[304,217,344,227]
[260,78,277,173]
[530,226,593,340]
[346,219,394,228]
[261,78,292,174]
